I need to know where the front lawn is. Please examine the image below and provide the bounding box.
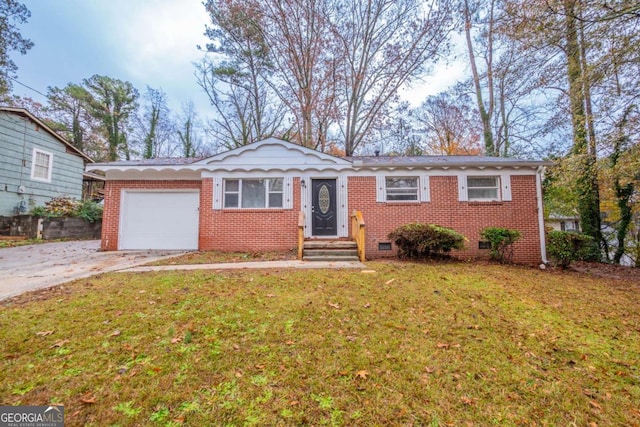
[1,262,639,426]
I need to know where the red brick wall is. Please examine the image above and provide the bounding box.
[100,180,202,250]
[198,178,300,252]
[348,175,543,264]
[102,175,543,263]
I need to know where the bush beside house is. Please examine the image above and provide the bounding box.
[546,230,594,268]
[388,223,466,259]
[0,197,102,240]
[480,227,521,263]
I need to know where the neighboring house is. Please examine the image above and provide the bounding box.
[87,138,551,264]
[0,107,93,216]
[546,213,581,232]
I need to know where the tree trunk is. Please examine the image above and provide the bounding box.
[564,0,603,259]
[464,0,495,156]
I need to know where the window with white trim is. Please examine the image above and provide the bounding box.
[385,177,418,201]
[467,176,499,201]
[223,178,284,208]
[31,148,53,182]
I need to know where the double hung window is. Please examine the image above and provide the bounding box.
[31,148,53,182]
[385,177,419,201]
[467,176,499,201]
[223,178,284,208]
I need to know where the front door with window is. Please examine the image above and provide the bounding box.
[311,179,337,236]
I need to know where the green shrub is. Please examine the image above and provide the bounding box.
[29,206,50,217]
[44,197,77,216]
[546,230,594,268]
[29,197,103,223]
[75,200,103,223]
[480,227,521,263]
[388,223,466,259]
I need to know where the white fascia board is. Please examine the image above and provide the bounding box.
[104,169,202,180]
[345,167,540,176]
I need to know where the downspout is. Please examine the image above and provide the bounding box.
[536,166,549,264]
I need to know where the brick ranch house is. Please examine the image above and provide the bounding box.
[87,138,551,264]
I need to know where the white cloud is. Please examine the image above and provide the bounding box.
[117,1,209,78]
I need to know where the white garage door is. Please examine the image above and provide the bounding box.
[119,190,200,250]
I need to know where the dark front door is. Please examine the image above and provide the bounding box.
[311,179,337,236]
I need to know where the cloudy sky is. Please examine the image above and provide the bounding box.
[12,0,465,118]
[12,0,212,114]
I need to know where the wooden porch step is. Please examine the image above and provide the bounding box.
[303,240,357,249]
[302,240,359,262]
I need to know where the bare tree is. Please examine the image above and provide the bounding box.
[177,101,208,158]
[199,0,286,148]
[332,0,453,155]
[415,91,482,155]
[136,86,175,159]
[259,0,340,150]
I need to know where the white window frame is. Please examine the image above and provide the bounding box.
[385,176,419,202]
[376,175,430,203]
[467,176,500,201]
[30,148,53,183]
[223,178,284,209]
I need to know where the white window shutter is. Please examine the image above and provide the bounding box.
[283,176,293,209]
[212,177,223,210]
[457,174,468,202]
[300,175,311,237]
[337,175,348,237]
[501,174,512,201]
[420,175,430,202]
[376,175,385,202]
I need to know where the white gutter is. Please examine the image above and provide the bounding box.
[536,165,549,264]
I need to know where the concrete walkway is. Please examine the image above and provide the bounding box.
[0,240,367,301]
[0,240,186,301]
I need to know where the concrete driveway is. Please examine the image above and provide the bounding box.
[0,240,184,301]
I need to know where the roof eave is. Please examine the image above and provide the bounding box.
[352,160,553,169]
[0,106,94,163]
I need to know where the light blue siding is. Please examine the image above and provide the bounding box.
[0,111,85,216]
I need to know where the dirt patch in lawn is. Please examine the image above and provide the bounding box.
[569,260,640,282]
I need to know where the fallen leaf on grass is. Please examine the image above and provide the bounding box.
[436,343,450,349]
[425,367,436,373]
[36,330,54,336]
[171,337,182,344]
[589,400,602,410]
[385,279,396,285]
[80,393,96,404]
[461,396,475,405]
[50,339,68,348]
[328,302,340,309]
[111,330,121,337]
[356,370,369,379]
[266,294,276,298]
